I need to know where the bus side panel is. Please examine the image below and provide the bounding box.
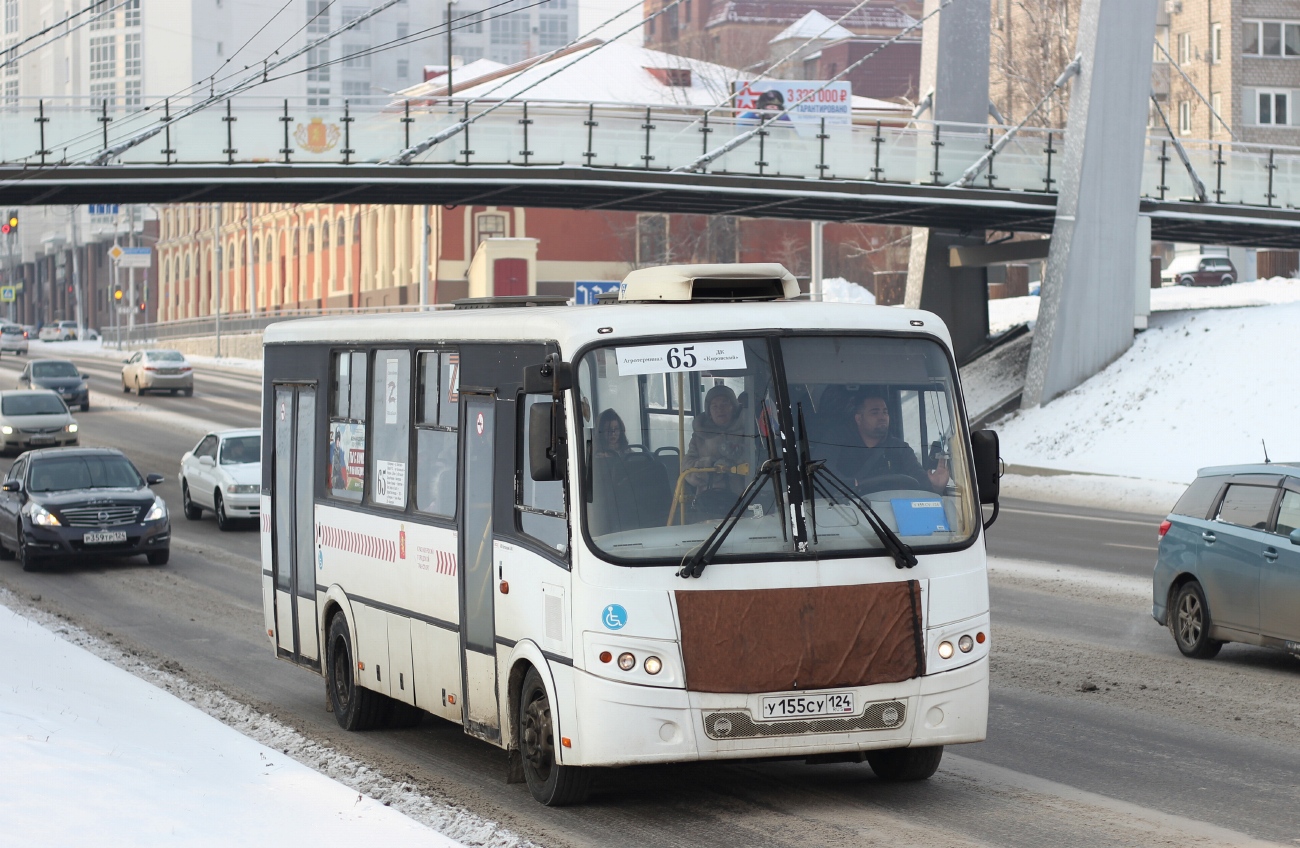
[465,650,500,735]
[494,541,573,658]
[412,620,463,722]
[352,602,392,697]
[386,612,415,705]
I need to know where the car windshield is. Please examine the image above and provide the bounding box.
[2,326,21,335]
[148,351,185,362]
[32,361,78,378]
[220,435,260,464]
[575,334,977,565]
[2,394,67,416]
[28,455,143,492]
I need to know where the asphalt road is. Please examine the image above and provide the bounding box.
[0,347,1295,847]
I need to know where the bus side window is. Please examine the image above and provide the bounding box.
[369,349,411,509]
[518,393,568,555]
[415,350,457,518]
[328,350,367,502]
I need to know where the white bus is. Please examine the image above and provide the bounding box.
[260,264,1001,806]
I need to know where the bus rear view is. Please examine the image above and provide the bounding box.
[260,263,1002,806]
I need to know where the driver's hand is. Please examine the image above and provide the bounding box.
[928,458,950,489]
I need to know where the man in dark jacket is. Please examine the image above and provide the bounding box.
[833,389,948,493]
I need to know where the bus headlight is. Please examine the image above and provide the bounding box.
[937,640,954,660]
[643,656,663,675]
[958,635,974,653]
[617,652,636,671]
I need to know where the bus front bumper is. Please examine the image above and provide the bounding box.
[560,655,988,768]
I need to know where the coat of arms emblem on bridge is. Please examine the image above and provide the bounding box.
[294,118,341,154]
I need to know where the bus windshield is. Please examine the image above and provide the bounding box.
[576,334,977,565]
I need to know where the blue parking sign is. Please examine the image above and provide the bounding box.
[574,281,620,305]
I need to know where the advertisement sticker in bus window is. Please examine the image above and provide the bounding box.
[375,459,406,507]
[890,498,949,536]
[384,358,400,424]
[615,341,747,376]
[328,422,366,499]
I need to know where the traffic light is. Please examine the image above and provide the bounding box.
[113,287,123,302]
[2,212,17,235]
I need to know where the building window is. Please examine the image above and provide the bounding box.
[1153,24,1169,62]
[1211,24,1221,63]
[342,80,372,100]
[397,21,408,39]
[538,14,568,49]
[490,13,530,63]
[1242,20,1300,57]
[124,33,140,76]
[307,86,330,107]
[307,46,329,81]
[396,59,409,77]
[3,78,16,106]
[89,36,116,81]
[90,4,115,30]
[1258,90,1289,125]
[1178,101,1191,134]
[124,0,139,27]
[4,37,16,77]
[1177,32,1191,64]
[342,44,370,68]
[684,0,691,23]
[90,82,116,107]
[1211,92,1222,120]
[123,79,141,107]
[456,10,483,33]
[341,6,369,30]
[475,213,507,248]
[3,0,16,36]
[337,216,347,246]
[307,0,330,33]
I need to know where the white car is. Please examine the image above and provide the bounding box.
[38,321,78,342]
[178,428,261,530]
[0,324,28,355]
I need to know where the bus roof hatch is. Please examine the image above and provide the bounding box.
[618,263,799,303]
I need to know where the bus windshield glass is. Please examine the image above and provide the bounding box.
[576,334,976,564]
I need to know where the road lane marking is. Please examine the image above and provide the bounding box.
[1001,506,1158,527]
[1105,542,1157,551]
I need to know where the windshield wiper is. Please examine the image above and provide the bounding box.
[678,458,782,579]
[806,461,918,569]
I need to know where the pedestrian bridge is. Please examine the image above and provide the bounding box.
[3,97,1300,247]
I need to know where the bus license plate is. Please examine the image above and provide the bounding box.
[761,691,856,721]
[83,530,127,544]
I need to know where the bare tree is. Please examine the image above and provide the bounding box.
[990,0,1080,128]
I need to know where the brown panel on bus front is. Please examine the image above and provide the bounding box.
[674,581,923,694]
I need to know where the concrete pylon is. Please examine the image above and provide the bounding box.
[1022,0,1158,407]
[904,0,990,365]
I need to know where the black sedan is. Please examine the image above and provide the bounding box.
[0,447,170,571]
[17,359,91,412]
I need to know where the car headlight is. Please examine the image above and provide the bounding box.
[226,484,260,494]
[24,502,60,526]
[144,496,167,522]
[64,423,78,433]
[1,425,12,435]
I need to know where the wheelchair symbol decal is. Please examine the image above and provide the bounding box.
[603,604,627,630]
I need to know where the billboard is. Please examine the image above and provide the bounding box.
[732,80,853,126]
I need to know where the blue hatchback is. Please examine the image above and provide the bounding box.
[1154,463,1300,658]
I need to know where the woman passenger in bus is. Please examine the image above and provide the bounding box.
[594,409,631,458]
[684,385,751,520]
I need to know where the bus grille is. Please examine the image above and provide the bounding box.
[703,700,907,740]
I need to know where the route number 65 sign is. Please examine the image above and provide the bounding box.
[615,340,747,376]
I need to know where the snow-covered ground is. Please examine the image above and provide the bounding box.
[27,337,263,373]
[994,292,1300,486]
[0,591,526,847]
[820,276,877,304]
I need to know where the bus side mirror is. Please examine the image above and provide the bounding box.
[529,401,566,482]
[971,429,1000,506]
[523,353,573,397]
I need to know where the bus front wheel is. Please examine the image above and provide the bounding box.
[518,667,590,806]
[866,746,944,781]
[326,614,388,731]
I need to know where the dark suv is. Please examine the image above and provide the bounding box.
[0,447,170,571]
[1153,463,1300,659]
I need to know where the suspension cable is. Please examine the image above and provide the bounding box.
[1150,94,1208,202]
[1153,37,1236,141]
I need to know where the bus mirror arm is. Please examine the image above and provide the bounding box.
[523,354,573,398]
[971,429,1001,529]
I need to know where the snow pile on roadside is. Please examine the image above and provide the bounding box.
[820,277,876,304]
[988,295,1040,334]
[999,473,1187,516]
[29,338,264,372]
[993,302,1300,484]
[0,591,529,848]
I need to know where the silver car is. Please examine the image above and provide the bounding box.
[0,390,78,454]
[0,324,28,355]
[121,349,194,396]
[1153,463,1300,658]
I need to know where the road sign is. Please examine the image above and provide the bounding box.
[0,286,14,302]
[574,281,620,305]
[110,245,151,268]
[88,204,119,216]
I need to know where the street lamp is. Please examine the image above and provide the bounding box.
[446,0,456,105]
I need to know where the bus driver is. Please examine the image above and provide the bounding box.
[835,389,949,493]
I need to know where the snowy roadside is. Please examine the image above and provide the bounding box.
[0,589,529,848]
[26,337,263,373]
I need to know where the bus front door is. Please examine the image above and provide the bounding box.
[459,393,500,741]
[272,384,320,670]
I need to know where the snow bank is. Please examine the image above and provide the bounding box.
[820,277,876,304]
[29,338,264,372]
[0,599,465,847]
[1000,473,1187,516]
[993,302,1300,483]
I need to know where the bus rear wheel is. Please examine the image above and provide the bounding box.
[326,614,388,731]
[518,667,590,806]
[866,746,944,781]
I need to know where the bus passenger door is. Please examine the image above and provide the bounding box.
[459,393,501,741]
[272,384,321,670]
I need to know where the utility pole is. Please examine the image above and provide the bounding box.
[419,205,430,309]
[213,203,222,357]
[69,207,84,340]
[127,204,136,335]
[809,220,824,300]
[245,202,255,316]
[446,0,455,105]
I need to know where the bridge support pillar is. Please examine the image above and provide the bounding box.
[905,0,990,364]
[1023,0,1158,407]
